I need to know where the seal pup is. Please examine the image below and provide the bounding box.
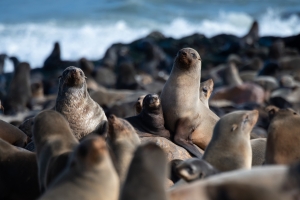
[106,115,140,184]
[4,62,32,114]
[55,66,107,139]
[33,110,79,191]
[169,163,300,200]
[265,106,300,165]
[251,138,267,166]
[0,138,40,200]
[176,158,219,182]
[0,119,29,147]
[120,143,168,200]
[160,48,219,157]
[39,136,119,200]
[126,94,171,139]
[199,79,214,108]
[203,110,258,172]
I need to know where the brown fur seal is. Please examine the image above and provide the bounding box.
[199,79,214,108]
[265,106,300,165]
[169,163,300,200]
[160,48,219,157]
[126,94,171,139]
[120,143,168,200]
[5,62,32,114]
[0,138,40,200]
[176,158,219,182]
[55,66,107,139]
[135,95,146,114]
[203,110,258,172]
[0,119,29,147]
[40,136,119,200]
[33,110,79,192]
[251,138,266,166]
[106,114,140,184]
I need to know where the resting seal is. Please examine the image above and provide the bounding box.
[203,110,258,172]
[33,110,79,192]
[160,48,219,157]
[126,94,171,139]
[55,66,107,139]
[40,136,119,200]
[265,106,300,165]
[120,143,168,200]
[0,119,29,147]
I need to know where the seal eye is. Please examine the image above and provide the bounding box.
[191,53,197,59]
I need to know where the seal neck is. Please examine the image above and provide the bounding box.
[172,62,201,81]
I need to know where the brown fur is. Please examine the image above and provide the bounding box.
[135,95,146,114]
[126,94,171,139]
[33,110,79,192]
[0,119,29,147]
[169,164,300,200]
[251,138,266,166]
[40,136,119,200]
[199,79,214,108]
[160,48,219,157]
[5,62,32,114]
[120,143,168,200]
[265,106,300,164]
[203,110,258,172]
[55,66,107,139]
[106,115,140,184]
[0,138,40,200]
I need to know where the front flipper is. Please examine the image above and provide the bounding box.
[173,118,202,158]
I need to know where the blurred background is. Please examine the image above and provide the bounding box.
[1,0,300,72]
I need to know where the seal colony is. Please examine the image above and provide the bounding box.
[1,20,300,199]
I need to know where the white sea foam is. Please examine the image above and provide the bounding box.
[0,9,300,72]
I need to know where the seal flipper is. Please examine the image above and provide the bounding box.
[173,118,203,158]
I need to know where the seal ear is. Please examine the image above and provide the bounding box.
[265,105,279,120]
[231,124,238,132]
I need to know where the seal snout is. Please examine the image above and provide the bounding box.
[143,94,160,109]
[62,66,85,87]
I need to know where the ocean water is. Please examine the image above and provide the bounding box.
[1,0,300,72]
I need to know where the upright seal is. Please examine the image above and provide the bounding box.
[55,66,107,139]
[126,94,171,139]
[160,48,219,157]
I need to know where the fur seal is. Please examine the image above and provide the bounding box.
[199,79,214,108]
[176,158,219,182]
[43,42,78,70]
[106,114,140,184]
[160,48,219,157]
[120,143,168,200]
[169,164,300,200]
[265,106,300,165]
[0,119,29,147]
[135,95,146,114]
[55,66,107,139]
[203,110,258,172]
[251,138,267,166]
[4,62,32,114]
[40,136,119,200]
[0,138,40,200]
[33,110,79,192]
[126,94,171,139]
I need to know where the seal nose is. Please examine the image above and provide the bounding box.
[179,50,187,57]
